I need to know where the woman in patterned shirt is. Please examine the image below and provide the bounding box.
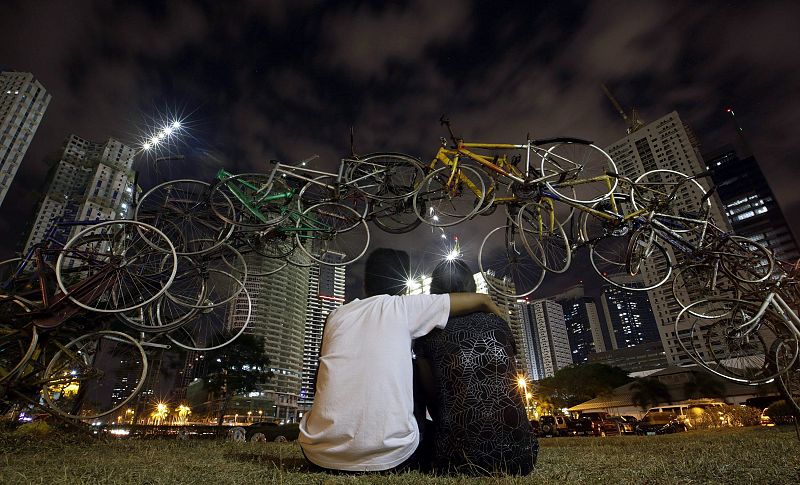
[414,259,538,475]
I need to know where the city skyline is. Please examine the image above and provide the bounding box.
[1,1,799,303]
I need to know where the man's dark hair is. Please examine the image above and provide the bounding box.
[364,248,410,297]
[430,259,476,295]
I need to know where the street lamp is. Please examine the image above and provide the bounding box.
[258,410,263,422]
[247,411,252,423]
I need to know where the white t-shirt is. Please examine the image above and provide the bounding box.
[298,293,450,472]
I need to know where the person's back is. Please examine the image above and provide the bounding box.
[299,249,504,473]
[414,260,538,475]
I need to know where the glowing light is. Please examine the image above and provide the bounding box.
[109,428,130,436]
[445,249,460,261]
[143,142,152,150]
[172,121,181,129]
[440,234,447,239]
[150,136,159,145]
[432,215,440,222]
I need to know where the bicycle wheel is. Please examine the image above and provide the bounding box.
[0,257,43,308]
[676,299,798,384]
[166,250,246,310]
[719,236,774,283]
[167,281,250,351]
[41,330,147,419]
[578,193,636,245]
[295,202,370,266]
[630,170,711,232]
[370,198,422,234]
[0,325,37,384]
[209,173,293,228]
[540,142,617,204]
[55,221,178,314]
[590,231,672,291]
[135,179,235,255]
[345,153,425,201]
[413,165,485,227]
[516,201,572,273]
[671,264,740,318]
[297,175,370,222]
[478,224,546,298]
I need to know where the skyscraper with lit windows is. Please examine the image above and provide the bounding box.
[518,299,572,380]
[23,134,136,253]
[299,254,346,412]
[0,71,50,207]
[705,145,799,263]
[604,111,730,366]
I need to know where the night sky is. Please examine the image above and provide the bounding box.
[1,0,799,300]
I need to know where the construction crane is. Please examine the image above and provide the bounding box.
[601,83,645,134]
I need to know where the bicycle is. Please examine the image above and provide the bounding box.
[411,116,619,228]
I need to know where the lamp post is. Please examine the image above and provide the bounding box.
[247,411,252,423]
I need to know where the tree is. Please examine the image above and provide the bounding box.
[536,364,632,409]
[683,371,727,400]
[630,377,672,411]
[204,334,274,426]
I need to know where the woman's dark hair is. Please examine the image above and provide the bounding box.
[364,248,410,297]
[430,259,477,295]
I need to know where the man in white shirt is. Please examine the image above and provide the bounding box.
[299,248,503,472]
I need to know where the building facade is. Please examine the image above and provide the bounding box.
[23,135,136,253]
[604,111,730,366]
[230,252,311,422]
[299,256,346,412]
[548,285,608,364]
[519,299,572,380]
[0,71,50,207]
[599,276,660,350]
[705,145,799,263]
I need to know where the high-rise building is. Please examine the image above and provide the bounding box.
[705,145,799,263]
[548,285,608,364]
[232,252,310,422]
[299,255,346,412]
[473,271,528,374]
[604,111,730,366]
[23,135,136,253]
[0,71,51,207]
[599,276,660,350]
[519,299,572,380]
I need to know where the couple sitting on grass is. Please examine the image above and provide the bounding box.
[299,248,538,475]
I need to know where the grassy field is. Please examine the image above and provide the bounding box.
[1,426,799,484]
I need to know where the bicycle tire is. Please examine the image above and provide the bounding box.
[370,198,423,234]
[630,170,711,233]
[294,202,370,266]
[167,282,251,351]
[719,236,774,283]
[413,165,485,227]
[0,325,37,385]
[590,231,672,291]
[675,298,798,385]
[540,142,617,204]
[41,330,148,419]
[297,175,370,222]
[345,153,425,201]
[478,224,546,298]
[55,220,178,314]
[671,264,741,318]
[135,179,235,255]
[516,201,572,273]
[208,173,292,228]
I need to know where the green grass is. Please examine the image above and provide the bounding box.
[1,427,799,484]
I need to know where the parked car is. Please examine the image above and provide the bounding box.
[246,422,300,442]
[568,416,594,436]
[577,412,617,436]
[635,412,688,435]
[539,415,572,437]
[608,415,634,434]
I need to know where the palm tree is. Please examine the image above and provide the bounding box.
[683,371,727,400]
[630,378,672,411]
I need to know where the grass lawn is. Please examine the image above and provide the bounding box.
[1,426,799,484]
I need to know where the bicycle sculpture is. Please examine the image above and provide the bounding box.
[2,116,799,422]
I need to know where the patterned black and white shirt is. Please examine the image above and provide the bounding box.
[414,312,538,475]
